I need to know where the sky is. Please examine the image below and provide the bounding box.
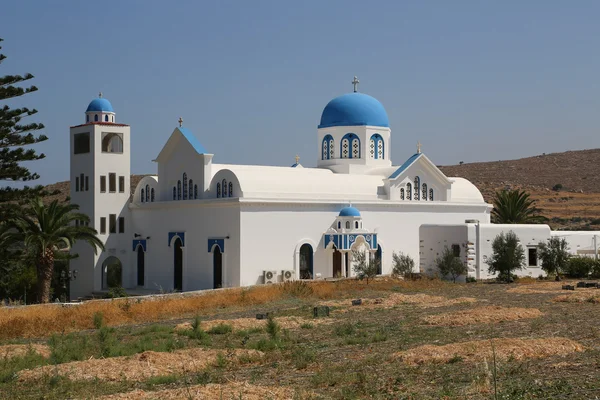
[3,1,600,185]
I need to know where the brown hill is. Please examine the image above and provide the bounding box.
[44,149,600,230]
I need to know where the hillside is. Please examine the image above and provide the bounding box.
[44,149,600,230]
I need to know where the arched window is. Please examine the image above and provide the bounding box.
[228,182,233,197]
[194,184,198,199]
[341,133,360,159]
[86,115,89,122]
[188,179,193,200]
[406,183,412,200]
[150,188,155,202]
[429,188,434,201]
[338,221,341,229]
[145,185,150,202]
[104,115,109,122]
[369,134,384,159]
[400,188,405,200]
[216,183,221,198]
[182,173,188,200]
[422,183,428,201]
[94,114,98,122]
[177,180,181,200]
[355,221,359,229]
[414,177,421,200]
[172,187,176,200]
[111,116,114,122]
[141,189,145,203]
[299,243,314,279]
[345,221,350,229]
[222,179,227,197]
[101,133,123,153]
[322,135,334,160]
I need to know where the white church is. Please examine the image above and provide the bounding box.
[69,79,600,299]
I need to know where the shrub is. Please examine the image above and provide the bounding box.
[486,231,525,283]
[436,246,467,283]
[281,280,313,297]
[552,184,563,191]
[352,249,379,284]
[93,312,104,329]
[392,252,415,279]
[538,237,570,279]
[266,315,280,340]
[207,323,233,335]
[466,276,477,283]
[564,257,596,278]
[106,286,127,299]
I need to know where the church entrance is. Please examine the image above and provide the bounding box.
[173,238,183,291]
[299,244,313,279]
[102,256,122,290]
[137,246,145,286]
[375,245,382,275]
[333,248,342,278]
[213,247,223,289]
[345,252,349,278]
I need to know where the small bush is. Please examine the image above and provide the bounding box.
[106,286,127,299]
[281,281,313,297]
[552,184,563,191]
[291,347,316,369]
[565,257,596,278]
[334,323,356,337]
[392,252,415,279]
[266,315,280,340]
[466,276,477,283]
[300,323,314,329]
[207,323,233,335]
[436,246,467,282]
[93,312,104,329]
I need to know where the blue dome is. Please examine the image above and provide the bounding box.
[339,207,361,217]
[86,98,114,113]
[319,93,389,129]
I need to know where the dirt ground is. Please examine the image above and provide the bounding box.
[2,278,600,399]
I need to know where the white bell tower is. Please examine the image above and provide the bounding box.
[69,94,132,299]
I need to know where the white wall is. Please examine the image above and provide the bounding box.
[551,231,600,258]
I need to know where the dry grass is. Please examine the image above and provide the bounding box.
[321,292,477,312]
[396,337,584,365]
[0,279,450,340]
[98,382,308,400]
[0,344,50,359]
[553,292,600,303]
[175,316,332,333]
[423,306,543,326]
[507,281,568,294]
[18,348,263,382]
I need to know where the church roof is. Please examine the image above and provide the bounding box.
[318,93,389,129]
[86,98,114,113]
[388,153,422,179]
[449,178,485,203]
[339,207,361,217]
[178,127,207,154]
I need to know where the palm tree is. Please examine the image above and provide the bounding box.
[4,198,104,303]
[491,189,547,224]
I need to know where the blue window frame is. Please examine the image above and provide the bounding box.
[369,134,384,159]
[340,133,360,159]
[322,135,334,160]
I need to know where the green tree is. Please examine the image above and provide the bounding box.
[486,231,525,283]
[391,251,415,279]
[351,249,379,284]
[491,189,546,224]
[537,237,570,280]
[435,246,468,282]
[3,198,104,303]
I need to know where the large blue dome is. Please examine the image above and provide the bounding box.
[86,98,114,113]
[319,93,389,129]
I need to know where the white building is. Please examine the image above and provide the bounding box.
[69,83,598,298]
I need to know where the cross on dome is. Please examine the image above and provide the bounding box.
[98,92,102,98]
[178,117,183,127]
[417,141,422,154]
[352,76,359,93]
[295,154,300,164]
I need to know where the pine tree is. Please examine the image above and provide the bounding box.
[0,37,48,219]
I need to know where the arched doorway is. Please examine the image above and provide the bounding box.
[213,246,222,289]
[173,238,183,291]
[299,244,313,279]
[137,245,145,286]
[333,247,342,278]
[102,256,122,290]
[344,252,349,278]
[375,245,382,275]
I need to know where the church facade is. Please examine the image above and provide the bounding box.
[68,83,600,299]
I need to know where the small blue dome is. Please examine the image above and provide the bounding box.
[319,93,389,129]
[86,98,114,113]
[339,207,361,217]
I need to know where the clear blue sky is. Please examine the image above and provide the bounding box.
[4,1,600,185]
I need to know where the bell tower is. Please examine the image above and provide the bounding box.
[69,94,132,299]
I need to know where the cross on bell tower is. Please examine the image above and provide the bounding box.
[352,76,359,93]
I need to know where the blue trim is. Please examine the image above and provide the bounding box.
[319,93,389,129]
[370,134,384,160]
[389,153,422,179]
[168,232,185,247]
[339,206,361,217]
[178,127,208,154]
[208,238,225,253]
[324,233,377,251]
[132,239,147,252]
[340,133,360,159]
